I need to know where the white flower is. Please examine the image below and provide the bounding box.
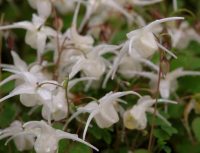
[0,51,56,107]
[69,44,119,79]
[28,0,52,19]
[127,68,200,99]
[110,17,184,80]
[67,91,141,140]
[66,2,94,51]
[0,121,34,151]
[41,77,96,121]
[41,87,68,122]
[168,21,200,49]
[123,96,177,130]
[79,0,133,31]
[1,120,98,153]
[118,55,142,79]
[0,51,47,87]
[126,17,184,59]
[0,14,56,60]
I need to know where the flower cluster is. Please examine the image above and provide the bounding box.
[0,0,200,153]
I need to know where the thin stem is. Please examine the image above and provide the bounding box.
[148,47,163,152]
[37,82,64,89]
[0,14,4,99]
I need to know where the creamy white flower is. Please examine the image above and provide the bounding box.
[0,121,34,151]
[0,51,55,107]
[67,91,141,140]
[118,55,142,79]
[69,44,119,79]
[41,87,68,122]
[66,2,94,51]
[0,51,47,87]
[79,0,133,31]
[110,17,184,79]
[41,77,96,121]
[1,120,98,153]
[123,96,177,130]
[127,68,200,99]
[168,21,200,49]
[0,14,56,60]
[126,17,184,59]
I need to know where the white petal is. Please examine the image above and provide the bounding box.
[25,30,38,49]
[20,94,39,107]
[83,110,99,140]
[11,51,28,71]
[0,75,18,87]
[133,0,162,5]
[0,84,35,103]
[0,21,34,31]
[146,17,184,31]
[36,0,52,18]
[56,130,99,151]
[37,31,47,55]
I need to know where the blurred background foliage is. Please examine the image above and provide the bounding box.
[0,0,200,153]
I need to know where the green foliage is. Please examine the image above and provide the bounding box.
[192,117,200,142]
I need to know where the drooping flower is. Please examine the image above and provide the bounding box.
[123,96,177,130]
[126,68,200,99]
[0,121,34,151]
[168,21,200,49]
[0,14,56,60]
[69,44,119,80]
[1,120,98,153]
[79,0,133,31]
[111,17,184,79]
[67,91,141,140]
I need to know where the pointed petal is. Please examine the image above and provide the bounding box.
[11,51,28,71]
[137,58,159,72]
[111,42,129,79]
[69,58,84,79]
[56,130,99,151]
[0,75,18,87]
[68,77,97,90]
[106,0,133,21]
[157,42,177,59]
[147,108,171,126]
[134,0,162,6]
[145,17,184,31]
[83,110,99,140]
[157,99,178,104]
[0,84,35,103]
[0,21,34,31]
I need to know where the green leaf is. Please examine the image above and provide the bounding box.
[69,143,92,153]
[102,130,112,144]
[58,140,69,153]
[168,104,184,119]
[153,129,170,141]
[0,103,17,128]
[192,117,200,142]
[160,126,177,137]
[133,149,149,153]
